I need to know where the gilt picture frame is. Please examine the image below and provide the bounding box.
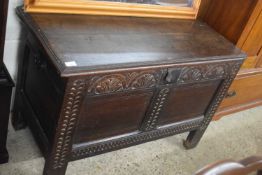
[24,0,201,19]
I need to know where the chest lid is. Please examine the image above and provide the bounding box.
[17,7,245,77]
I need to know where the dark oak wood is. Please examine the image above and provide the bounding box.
[17,8,244,76]
[195,156,262,175]
[13,7,245,175]
[158,80,220,125]
[0,65,13,164]
[0,0,14,164]
[0,0,9,64]
[75,90,154,143]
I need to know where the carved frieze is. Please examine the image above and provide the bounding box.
[166,62,234,84]
[85,62,235,96]
[177,63,230,84]
[87,71,161,95]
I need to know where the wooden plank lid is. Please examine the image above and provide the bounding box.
[16,6,246,76]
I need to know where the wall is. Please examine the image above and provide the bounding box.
[4,0,24,82]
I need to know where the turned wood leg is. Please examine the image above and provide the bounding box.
[183,129,205,149]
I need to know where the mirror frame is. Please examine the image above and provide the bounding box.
[24,0,201,19]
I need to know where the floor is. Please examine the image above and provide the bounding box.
[0,107,262,175]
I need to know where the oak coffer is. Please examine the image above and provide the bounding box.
[13,7,245,175]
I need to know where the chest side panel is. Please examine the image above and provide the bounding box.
[23,38,66,142]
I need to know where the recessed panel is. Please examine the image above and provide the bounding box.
[158,80,221,125]
[74,91,153,143]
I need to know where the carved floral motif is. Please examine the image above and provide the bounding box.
[51,61,243,165]
[130,73,157,89]
[92,75,125,94]
[177,63,231,84]
[70,61,243,159]
[87,71,160,95]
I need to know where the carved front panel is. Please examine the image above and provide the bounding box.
[86,70,162,95]
[141,61,236,131]
[74,90,154,144]
[72,70,163,143]
[69,61,240,149]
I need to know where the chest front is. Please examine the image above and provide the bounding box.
[13,9,245,175]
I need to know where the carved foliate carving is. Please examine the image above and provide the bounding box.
[130,73,157,88]
[87,71,161,95]
[52,79,85,169]
[205,64,226,79]
[92,74,125,94]
[53,61,243,166]
[176,63,231,84]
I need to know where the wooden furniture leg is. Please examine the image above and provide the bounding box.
[0,84,10,164]
[11,44,29,130]
[12,107,27,130]
[43,160,68,175]
[183,129,205,149]
[0,0,13,165]
[183,62,241,149]
[0,66,14,164]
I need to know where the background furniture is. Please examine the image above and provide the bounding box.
[13,7,244,175]
[195,156,262,175]
[23,0,201,19]
[199,0,262,120]
[0,0,9,62]
[0,0,14,164]
[0,66,13,164]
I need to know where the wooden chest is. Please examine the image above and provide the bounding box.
[13,7,245,175]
